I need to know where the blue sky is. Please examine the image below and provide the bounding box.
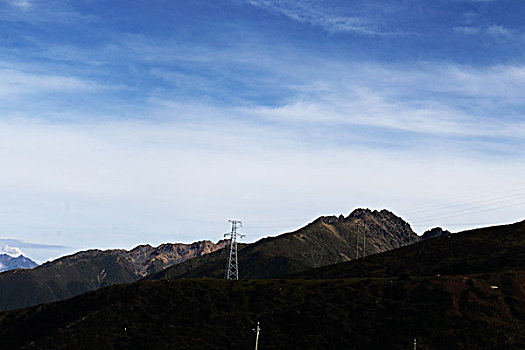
[1,0,525,262]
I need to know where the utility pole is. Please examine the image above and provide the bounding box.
[355,222,360,260]
[224,220,244,280]
[254,322,260,350]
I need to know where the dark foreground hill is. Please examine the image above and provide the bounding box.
[0,240,227,311]
[148,209,419,280]
[0,272,523,349]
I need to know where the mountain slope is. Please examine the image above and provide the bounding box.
[0,254,38,272]
[149,209,419,280]
[293,219,525,279]
[0,218,523,349]
[0,240,227,311]
[0,272,522,349]
[145,243,249,280]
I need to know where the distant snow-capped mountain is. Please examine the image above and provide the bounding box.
[0,254,38,272]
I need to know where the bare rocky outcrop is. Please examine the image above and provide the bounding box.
[421,227,452,240]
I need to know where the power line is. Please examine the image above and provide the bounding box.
[410,195,525,221]
[411,201,525,224]
[410,222,500,227]
[402,193,525,216]
[396,186,525,213]
[244,224,300,229]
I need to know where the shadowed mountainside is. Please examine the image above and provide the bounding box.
[148,208,420,280]
[0,240,227,311]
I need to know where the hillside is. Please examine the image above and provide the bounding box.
[293,220,525,279]
[0,218,523,349]
[0,254,38,272]
[149,208,419,280]
[0,272,522,349]
[0,240,227,311]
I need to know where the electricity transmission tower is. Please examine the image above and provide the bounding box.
[224,220,244,280]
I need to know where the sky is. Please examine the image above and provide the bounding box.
[1,0,525,262]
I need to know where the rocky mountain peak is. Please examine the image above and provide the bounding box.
[421,227,451,240]
[348,208,400,221]
[317,215,345,225]
[348,208,415,233]
[347,207,373,219]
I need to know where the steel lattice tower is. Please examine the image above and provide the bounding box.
[224,220,244,280]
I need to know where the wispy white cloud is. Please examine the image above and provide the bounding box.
[0,0,93,24]
[248,95,525,140]
[454,24,514,38]
[453,26,480,35]
[244,0,389,35]
[233,61,525,142]
[0,116,523,256]
[0,239,66,250]
[0,0,524,262]
[0,67,109,98]
[9,0,31,10]
[486,24,512,37]
[3,44,525,143]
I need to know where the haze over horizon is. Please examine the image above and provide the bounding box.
[1,0,525,262]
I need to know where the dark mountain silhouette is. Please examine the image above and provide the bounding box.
[0,219,523,349]
[0,240,227,311]
[0,254,38,272]
[421,227,451,240]
[148,208,420,280]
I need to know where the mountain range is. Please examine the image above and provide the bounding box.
[0,240,227,311]
[0,254,38,273]
[0,215,523,349]
[148,208,420,280]
[0,209,420,311]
